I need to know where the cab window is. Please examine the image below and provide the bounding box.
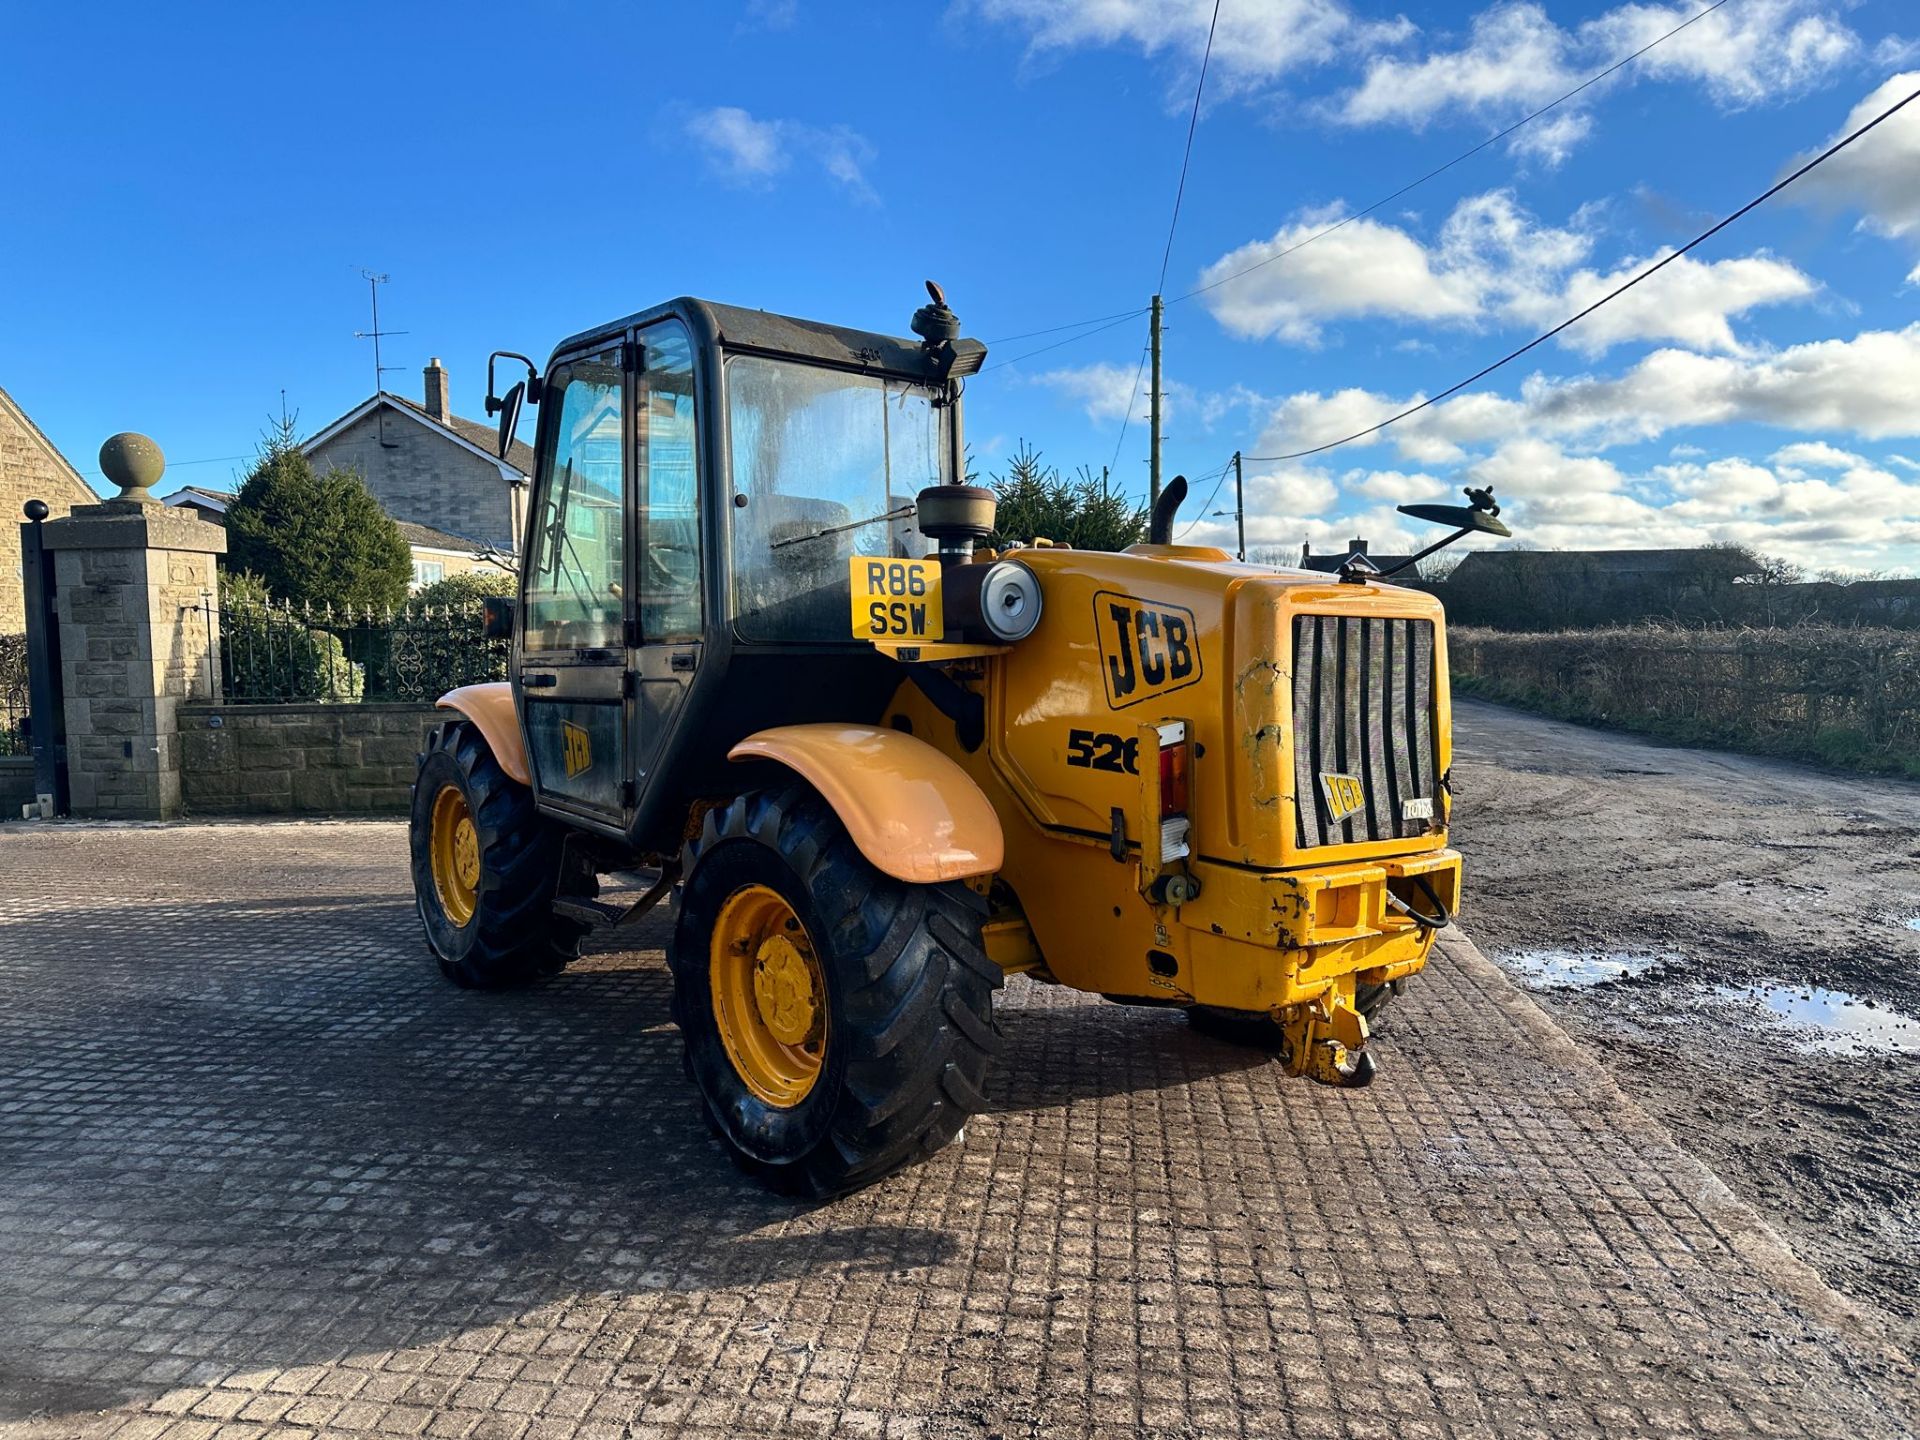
[637,323,701,639]
[525,356,624,652]
[726,356,942,643]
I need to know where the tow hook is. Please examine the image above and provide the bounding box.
[1281,994,1374,1088]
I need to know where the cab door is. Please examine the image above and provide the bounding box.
[519,347,631,827]
[628,319,703,812]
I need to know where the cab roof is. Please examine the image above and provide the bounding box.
[552,297,987,382]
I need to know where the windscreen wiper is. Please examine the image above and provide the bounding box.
[768,502,918,550]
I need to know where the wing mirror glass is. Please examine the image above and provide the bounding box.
[493,381,525,461]
[1397,500,1512,539]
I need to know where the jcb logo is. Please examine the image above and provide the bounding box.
[1095,591,1201,709]
[1320,772,1366,823]
[562,721,593,779]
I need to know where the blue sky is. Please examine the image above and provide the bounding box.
[3,1,1917,572]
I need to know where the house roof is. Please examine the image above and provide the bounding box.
[301,392,534,481]
[0,384,97,506]
[161,485,235,513]
[395,519,497,554]
[388,394,538,477]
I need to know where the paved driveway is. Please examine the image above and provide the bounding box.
[0,822,1911,1440]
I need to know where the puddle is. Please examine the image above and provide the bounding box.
[1503,948,1671,990]
[1903,916,1920,933]
[1712,983,1920,1057]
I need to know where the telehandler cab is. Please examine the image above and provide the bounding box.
[410,284,1508,1196]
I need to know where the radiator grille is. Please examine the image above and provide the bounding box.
[1292,615,1440,848]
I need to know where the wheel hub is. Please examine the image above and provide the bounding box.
[753,934,819,1045]
[709,884,826,1107]
[428,784,480,927]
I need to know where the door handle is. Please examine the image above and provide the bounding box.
[670,650,697,673]
[522,671,558,688]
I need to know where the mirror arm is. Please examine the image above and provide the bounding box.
[485,351,542,415]
[1377,527,1473,580]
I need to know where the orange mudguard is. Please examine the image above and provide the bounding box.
[729,723,1003,884]
[436,683,531,787]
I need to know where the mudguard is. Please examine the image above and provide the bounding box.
[729,723,1003,884]
[437,683,531,788]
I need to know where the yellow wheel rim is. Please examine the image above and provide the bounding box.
[710,884,827,1108]
[429,784,481,928]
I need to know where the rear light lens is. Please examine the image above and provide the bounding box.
[1156,720,1190,861]
[1158,722,1190,817]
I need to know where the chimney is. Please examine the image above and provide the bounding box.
[424,358,451,425]
[1300,540,1312,564]
[1349,537,1368,556]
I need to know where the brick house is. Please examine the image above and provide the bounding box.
[162,357,530,591]
[302,357,535,561]
[1,385,97,634]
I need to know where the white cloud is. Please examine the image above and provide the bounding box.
[1336,1,1859,162]
[741,0,798,29]
[967,0,1356,94]
[1792,71,1920,273]
[1033,362,1148,423]
[1198,190,1813,352]
[1249,323,1920,466]
[683,106,877,201]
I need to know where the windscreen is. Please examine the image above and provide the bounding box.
[727,355,945,642]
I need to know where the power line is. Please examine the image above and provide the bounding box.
[1176,0,1733,306]
[80,453,251,480]
[1175,456,1237,540]
[986,307,1150,345]
[1243,80,1920,464]
[972,0,1732,368]
[1159,0,1223,295]
[1109,346,1150,471]
[976,310,1144,374]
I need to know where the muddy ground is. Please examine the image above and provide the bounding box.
[1447,698,1920,1348]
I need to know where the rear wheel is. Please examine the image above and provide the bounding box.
[410,721,590,988]
[669,786,1000,1197]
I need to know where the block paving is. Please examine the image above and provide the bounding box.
[0,821,1912,1439]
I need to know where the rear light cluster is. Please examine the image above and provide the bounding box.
[1157,720,1190,861]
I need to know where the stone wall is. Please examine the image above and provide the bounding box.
[308,405,517,551]
[0,757,33,816]
[2,387,99,634]
[178,701,442,814]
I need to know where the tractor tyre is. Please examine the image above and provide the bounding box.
[669,785,1000,1198]
[410,720,591,989]
[1356,979,1404,1022]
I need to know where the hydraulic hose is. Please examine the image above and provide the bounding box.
[1386,875,1452,932]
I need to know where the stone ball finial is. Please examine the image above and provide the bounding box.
[99,432,166,505]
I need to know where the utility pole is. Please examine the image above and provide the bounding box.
[1232,450,1245,561]
[1148,294,1164,506]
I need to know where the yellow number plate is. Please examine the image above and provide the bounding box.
[849,557,944,641]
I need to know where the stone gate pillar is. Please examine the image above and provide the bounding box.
[38,434,225,819]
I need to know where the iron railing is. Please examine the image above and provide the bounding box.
[1,632,27,755]
[190,597,510,704]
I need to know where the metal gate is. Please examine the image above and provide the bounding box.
[17,499,68,815]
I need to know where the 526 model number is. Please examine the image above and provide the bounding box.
[1066,728,1140,774]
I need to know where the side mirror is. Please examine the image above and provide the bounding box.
[482,594,516,640]
[494,381,525,460]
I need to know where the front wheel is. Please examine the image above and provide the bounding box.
[410,721,590,988]
[669,786,1001,1197]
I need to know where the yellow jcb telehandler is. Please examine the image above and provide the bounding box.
[409,285,1509,1195]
